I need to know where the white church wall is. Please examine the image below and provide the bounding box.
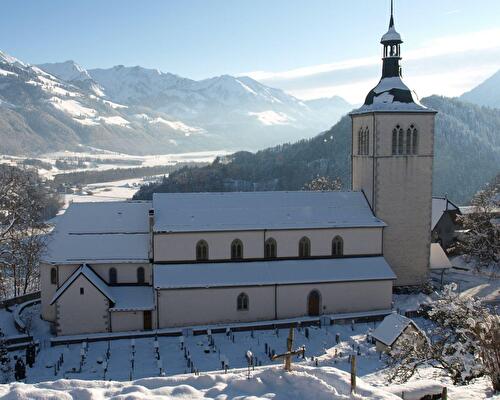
[40,263,79,323]
[276,280,393,318]
[110,311,150,332]
[58,264,80,284]
[90,263,152,285]
[157,279,392,328]
[267,228,382,257]
[56,274,110,336]
[154,227,382,262]
[154,231,264,262]
[157,286,275,327]
[40,263,57,322]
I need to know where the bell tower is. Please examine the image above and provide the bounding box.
[350,0,437,286]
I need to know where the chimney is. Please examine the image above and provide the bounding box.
[148,209,154,261]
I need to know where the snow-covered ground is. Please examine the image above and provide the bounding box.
[0,365,401,399]
[0,300,497,398]
[0,148,227,180]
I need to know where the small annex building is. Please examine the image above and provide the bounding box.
[431,197,461,249]
[372,312,427,353]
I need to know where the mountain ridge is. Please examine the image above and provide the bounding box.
[133,95,500,204]
[460,69,500,109]
[0,56,350,155]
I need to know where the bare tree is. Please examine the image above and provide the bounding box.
[0,165,55,299]
[385,330,432,383]
[457,175,499,273]
[303,176,342,191]
[386,284,500,391]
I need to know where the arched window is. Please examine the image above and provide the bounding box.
[137,267,145,284]
[196,240,209,261]
[357,127,362,155]
[392,127,398,155]
[358,127,369,156]
[237,292,249,311]
[405,128,411,154]
[397,126,404,155]
[109,268,117,284]
[411,125,418,155]
[364,127,369,155]
[265,238,277,258]
[231,239,243,260]
[332,236,344,257]
[50,268,57,285]
[298,236,311,258]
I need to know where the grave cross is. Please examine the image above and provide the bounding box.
[271,326,305,372]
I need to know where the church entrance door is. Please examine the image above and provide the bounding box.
[308,290,320,316]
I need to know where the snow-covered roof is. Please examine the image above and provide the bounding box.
[55,201,151,234]
[351,77,433,115]
[109,286,154,312]
[372,312,416,346]
[43,201,151,264]
[50,264,115,305]
[431,197,460,230]
[381,26,402,43]
[154,256,396,289]
[152,191,385,233]
[429,243,452,270]
[44,233,150,264]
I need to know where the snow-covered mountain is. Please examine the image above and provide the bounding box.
[38,60,105,96]
[0,51,353,155]
[460,69,500,109]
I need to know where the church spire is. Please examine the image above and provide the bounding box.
[351,0,429,112]
[380,0,402,78]
[389,0,394,28]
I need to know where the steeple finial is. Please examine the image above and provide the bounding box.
[389,0,395,28]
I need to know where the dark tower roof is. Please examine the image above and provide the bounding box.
[351,0,433,115]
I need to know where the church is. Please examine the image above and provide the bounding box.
[41,5,436,337]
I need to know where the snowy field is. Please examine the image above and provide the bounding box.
[0,300,497,399]
[0,148,227,180]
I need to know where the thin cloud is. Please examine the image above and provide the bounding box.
[241,28,500,82]
[287,64,500,103]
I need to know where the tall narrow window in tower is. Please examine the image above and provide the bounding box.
[265,237,277,258]
[299,236,311,257]
[358,127,363,155]
[411,125,418,154]
[196,240,209,261]
[231,239,243,259]
[332,236,344,257]
[364,127,369,155]
[392,127,398,155]
[397,126,404,155]
[406,127,412,155]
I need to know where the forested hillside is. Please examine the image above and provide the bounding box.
[134,96,500,205]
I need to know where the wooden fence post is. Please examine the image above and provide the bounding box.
[350,355,356,393]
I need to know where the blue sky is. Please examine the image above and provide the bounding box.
[1,0,500,103]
